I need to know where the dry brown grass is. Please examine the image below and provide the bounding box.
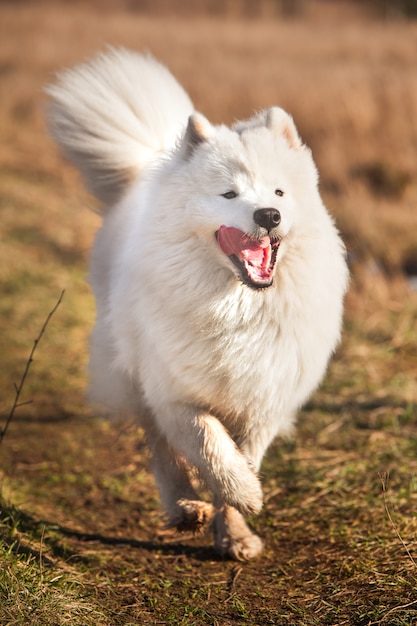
[1,0,416,415]
[1,1,417,279]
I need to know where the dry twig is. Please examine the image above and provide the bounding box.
[380,471,417,569]
[0,290,65,448]
[371,472,417,624]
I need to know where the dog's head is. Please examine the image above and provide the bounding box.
[169,106,321,290]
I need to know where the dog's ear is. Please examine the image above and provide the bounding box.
[265,107,303,150]
[181,113,213,158]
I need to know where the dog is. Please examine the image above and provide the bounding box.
[46,48,348,560]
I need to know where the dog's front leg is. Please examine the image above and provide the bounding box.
[156,406,263,517]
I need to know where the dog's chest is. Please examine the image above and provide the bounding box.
[163,288,302,419]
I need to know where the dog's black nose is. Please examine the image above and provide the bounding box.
[253,208,281,232]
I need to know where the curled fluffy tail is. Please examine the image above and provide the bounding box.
[46,48,194,206]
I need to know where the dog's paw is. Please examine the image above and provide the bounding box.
[169,499,215,533]
[212,505,263,561]
[216,531,263,561]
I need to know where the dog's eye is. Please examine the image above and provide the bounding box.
[275,189,284,197]
[221,191,238,200]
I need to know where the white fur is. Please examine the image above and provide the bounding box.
[47,49,349,560]
[46,48,193,205]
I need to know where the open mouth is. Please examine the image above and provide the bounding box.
[216,225,280,289]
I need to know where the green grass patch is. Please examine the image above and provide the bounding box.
[0,498,107,626]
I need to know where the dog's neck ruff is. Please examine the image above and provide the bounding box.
[216,225,280,289]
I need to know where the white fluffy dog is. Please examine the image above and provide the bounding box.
[46,49,348,560]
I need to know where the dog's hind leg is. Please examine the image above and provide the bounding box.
[147,428,215,532]
[212,505,263,561]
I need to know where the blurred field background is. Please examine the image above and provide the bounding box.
[1,1,417,624]
[1,0,416,411]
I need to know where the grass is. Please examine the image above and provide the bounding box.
[0,502,107,625]
[1,1,417,624]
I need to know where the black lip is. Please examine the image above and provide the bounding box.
[229,254,274,290]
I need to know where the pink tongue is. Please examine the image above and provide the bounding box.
[217,225,270,267]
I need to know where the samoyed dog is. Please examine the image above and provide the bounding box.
[46,48,348,560]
